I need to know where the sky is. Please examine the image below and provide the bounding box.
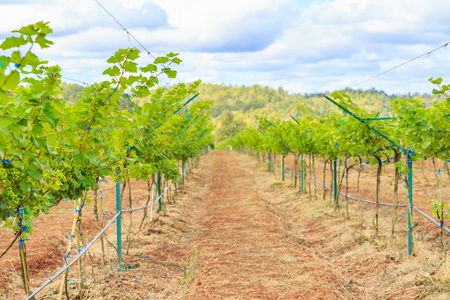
[0,0,449,95]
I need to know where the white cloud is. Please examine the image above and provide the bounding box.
[0,0,167,36]
[139,0,297,52]
[0,0,449,94]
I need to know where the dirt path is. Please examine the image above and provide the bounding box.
[2,150,445,299]
[184,151,357,299]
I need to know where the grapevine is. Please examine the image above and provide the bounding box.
[0,22,214,296]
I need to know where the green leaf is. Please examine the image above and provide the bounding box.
[394,162,403,168]
[136,85,150,97]
[30,123,44,136]
[35,21,52,34]
[13,25,39,36]
[31,136,43,149]
[127,49,140,60]
[165,68,177,79]
[19,181,32,193]
[140,64,157,73]
[154,56,169,64]
[22,218,34,228]
[429,77,443,85]
[10,51,22,65]
[11,160,25,169]
[0,124,9,136]
[27,167,43,181]
[0,36,27,50]
[171,57,182,65]
[123,61,138,73]
[102,65,121,77]
[42,108,59,125]
[2,220,13,228]
[1,71,20,91]
[0,89,8,106]
[107,53,124,64]
[36,33,53,47]
[0,56,8,69]
[46,143,57,155]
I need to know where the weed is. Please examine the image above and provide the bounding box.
[415,277,450,298]
[353,232,373,244]
[180,249,199,285]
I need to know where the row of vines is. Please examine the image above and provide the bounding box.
[0,22,214,298]
[229,83,450,260]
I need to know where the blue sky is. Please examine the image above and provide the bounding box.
[1,0,449,95]
[296,0,329,7]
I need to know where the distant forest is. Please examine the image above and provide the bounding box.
[196,83,440,119]
[59,83,85,105]
[59,81,443,143]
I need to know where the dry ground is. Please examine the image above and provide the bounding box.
[1,150,450,299]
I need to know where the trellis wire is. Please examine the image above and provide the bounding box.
[25,181,172,300]
[349,42,449,88]
[302,170,450,233]
[273,156,441,173]
[273,161,450,233]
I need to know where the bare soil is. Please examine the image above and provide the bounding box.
[1,150,449,299]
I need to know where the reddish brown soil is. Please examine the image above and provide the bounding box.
[1,150,448,299]
[264,151,450,239]
[182,151,448,299]
[184,151,355,299]
[0,175,178,298]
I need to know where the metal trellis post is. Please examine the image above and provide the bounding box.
[269,152,272,173]
[182,161,185,184]
[323,94,418,255]
[115,176,122,264]
[334,158,337,206]
[301,154,304,193]
[158,172,162,211]
[407,153,413,255]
